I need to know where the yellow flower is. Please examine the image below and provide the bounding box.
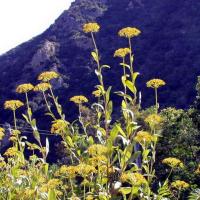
[47,179,62,189]
[145,114,163,130]
[76,163,97,176]
[118,27,141,38]
[171,180,189,190]
[51,120,69,135]
[4,100,24,111]
[83,22,100,33]
[38,71,59,82]
[0,157,6,169]
[146,79,166,89]
[11,129,21,136]
[88,144,108,156]
[58,165,77,178]
[0,127,5,140]
[114,48,130,58]
[70,95,88,104]
[16,83,34,93]
[88,155,107,167]
[92,89,102,97]
[34,83,51,92]
[26,142,40,151]
[162,157,184,168]
[134,131,153,145]
[121,172,147,186]
[9,130,21,142]
[4,147,18,157]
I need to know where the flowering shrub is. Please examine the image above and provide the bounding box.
[0,22,198,200]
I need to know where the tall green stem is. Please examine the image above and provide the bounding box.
[122,57,127,96]
[25,92,32,122]
[42,91,56,120]
[155,88,158,113]
[13,110,17,130]
[49,84,64,119]
[128,37,133,74]
[91,31,110,195]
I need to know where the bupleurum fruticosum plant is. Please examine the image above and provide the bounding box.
[0,22,197,200]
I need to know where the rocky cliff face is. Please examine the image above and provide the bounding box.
[0,0,200,124]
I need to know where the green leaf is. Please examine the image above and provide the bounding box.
[22,114,30,124]
[48,189,56,200]
[188,189,200,200]
[96,85,105,94]
[101,65,110,69]
[44,163,49,176]
[99,194,108,200]
[115,91,133,102]
[107,100,113,119]
[121,75,127,87]
[91,51,98,62]
[106,86,112,104]
[88,136,94,145]
[132,72,140,84]
[125,80,137,94]
[116,124,126,138]
[157,180,172,199]
[119,187,132,195]
[142,149,150,160]
[132,151,141,160]
[124,144,133,163]
[120,63,131,69]
[109,124,119,142]
[27,107,32,118]
[66,136,74,147]
[130,55,134,64]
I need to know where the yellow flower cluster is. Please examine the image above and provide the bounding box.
[87,144,108,156]
[51,120,69,134]
[19,189,35,200]
[171,180,189,190]
[16,83,34,93]
[38,71,59,82]
[83,22,100,33]
[4,147,18,157]
[88,155,107,167]
[121,172,147,186]
[145,114,163,129]
[9,129,21,142]
[146,79,166,89]
[70,95,88,104]
[0,127,5,140]
[27,142,39,151]
[47,178,62,189]
[162,157,184,168]
[34,83,51,92]
[92,89,102,97]
[4,100,24,111]
[76,163,97,176]
[57,165,77,178]
[118,27,141,38]
[134,131,153,145]
[114,48,130,58]
[0,157,6,169]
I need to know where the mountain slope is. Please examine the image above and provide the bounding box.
[0,0,200,123]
